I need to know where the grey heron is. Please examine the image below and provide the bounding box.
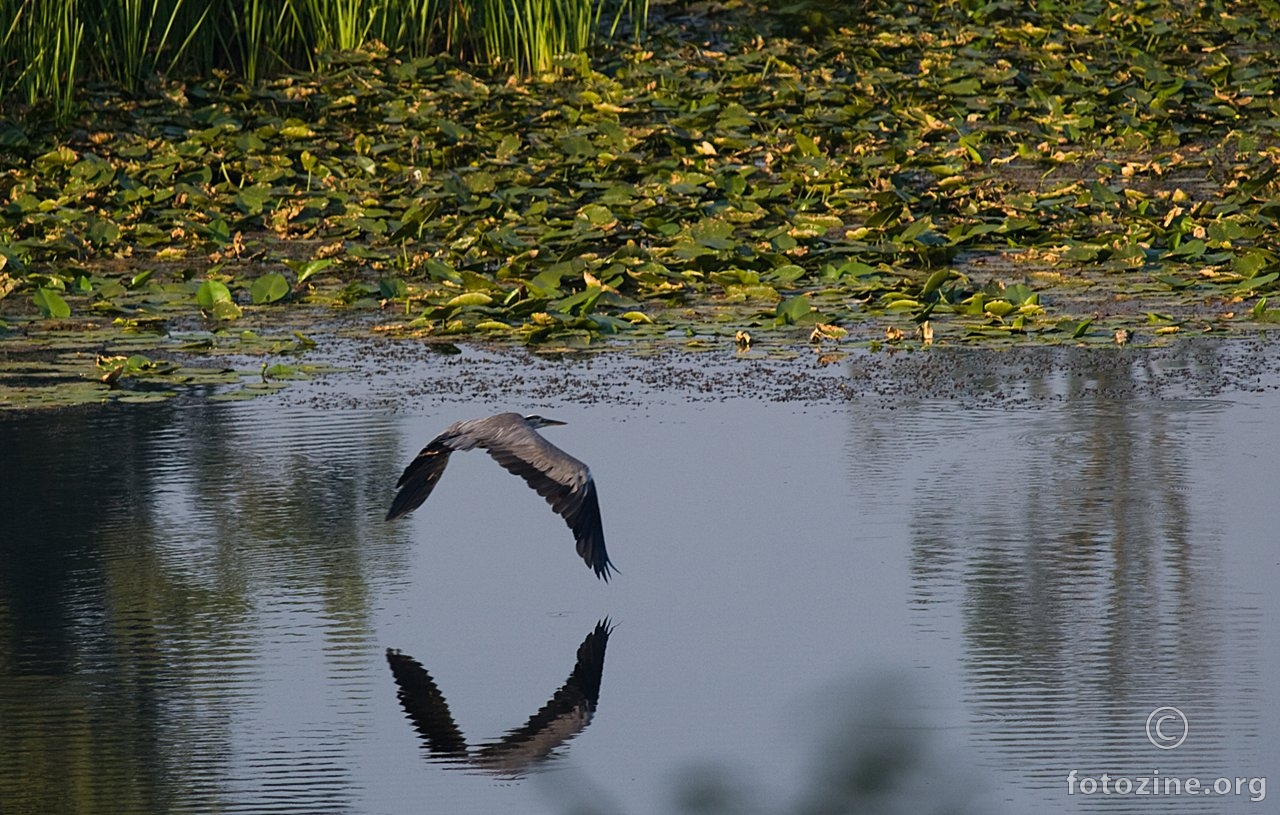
[386,412,615,580]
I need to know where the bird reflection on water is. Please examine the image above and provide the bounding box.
[386,619,614,777]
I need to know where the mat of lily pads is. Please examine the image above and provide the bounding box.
[3,0,1280,408]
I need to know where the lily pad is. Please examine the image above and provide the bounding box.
[250,273,291,304]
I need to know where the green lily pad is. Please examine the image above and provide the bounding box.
[251,273,291,304]
[196,280,233,309]
[33,288,71,319]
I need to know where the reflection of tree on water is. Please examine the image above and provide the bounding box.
[1,404,184,814]
[0,403,406,813]
[387,619,613,777]
[845,345,1259,801]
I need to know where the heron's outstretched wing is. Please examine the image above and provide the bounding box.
[385,437,455,522]
[385,414,515,521]
[479,431,613,581]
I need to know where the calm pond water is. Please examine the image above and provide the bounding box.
[1,341,1276,814]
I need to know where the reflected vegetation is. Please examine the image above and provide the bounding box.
[0,403,406,813]
[387,619,613,778]
[848,344,1265,807]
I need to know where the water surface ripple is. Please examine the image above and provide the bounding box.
[2,342,1276,814]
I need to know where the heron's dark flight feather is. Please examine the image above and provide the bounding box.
[386,413,615,580]
[385,441,456,522]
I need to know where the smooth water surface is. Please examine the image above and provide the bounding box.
[1,343,1276,814]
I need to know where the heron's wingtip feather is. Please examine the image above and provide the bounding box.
[386,444,452,521]
[570,480,615,582]
[384,503,409,522]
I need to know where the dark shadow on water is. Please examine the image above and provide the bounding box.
[551,673,988,815]
[674,677,986,815]
[387,618,613,778]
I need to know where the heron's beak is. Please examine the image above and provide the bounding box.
[540,418,567,427]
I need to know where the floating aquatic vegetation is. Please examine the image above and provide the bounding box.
[3,0,1280,405]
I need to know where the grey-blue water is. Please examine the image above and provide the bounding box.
[1,342,1276,814]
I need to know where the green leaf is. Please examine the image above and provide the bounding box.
[1003,284,1038,306]
[196,280,233,308]
[33,288,71,318]
[1169,239,1206,259]
[34,146,76,174]
[776,296,811,324]
[578,203,616,227]
[1234,250,1272,278]
[250,273,290,304]
[124,354,154,372]
[285,259,336,285]
[921,269,954,297]
[793,132,821,157]
[1235,272,1278,293]
[445,292,493,308]
[211,300,242,321]
[263,363,307,380]
[1153,274,1193,290]
[941,77,982,95]
[235,185,274,215]
[899,217,935,243]
[528,269,565,295]
[553,286,602,315]
[832,261,878,279]
[378,278,408,299]
[766,265,806,284]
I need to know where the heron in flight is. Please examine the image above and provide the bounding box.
[386,413,615,580]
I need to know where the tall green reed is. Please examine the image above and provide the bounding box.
[2,0,650,121]
[473,0,645,75]
[371,0,449,58]
[83,0,209,92]
[223,0,302,83]
[1,0,85,121]
[297,0,374,55]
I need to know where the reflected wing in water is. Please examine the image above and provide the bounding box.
[385,649,468,759]
[472,618,613,774]
[386,619,614,776]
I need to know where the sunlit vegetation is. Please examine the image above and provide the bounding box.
[0,0,84,120]
[0,0,649,109]
[3,1,1280,407]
